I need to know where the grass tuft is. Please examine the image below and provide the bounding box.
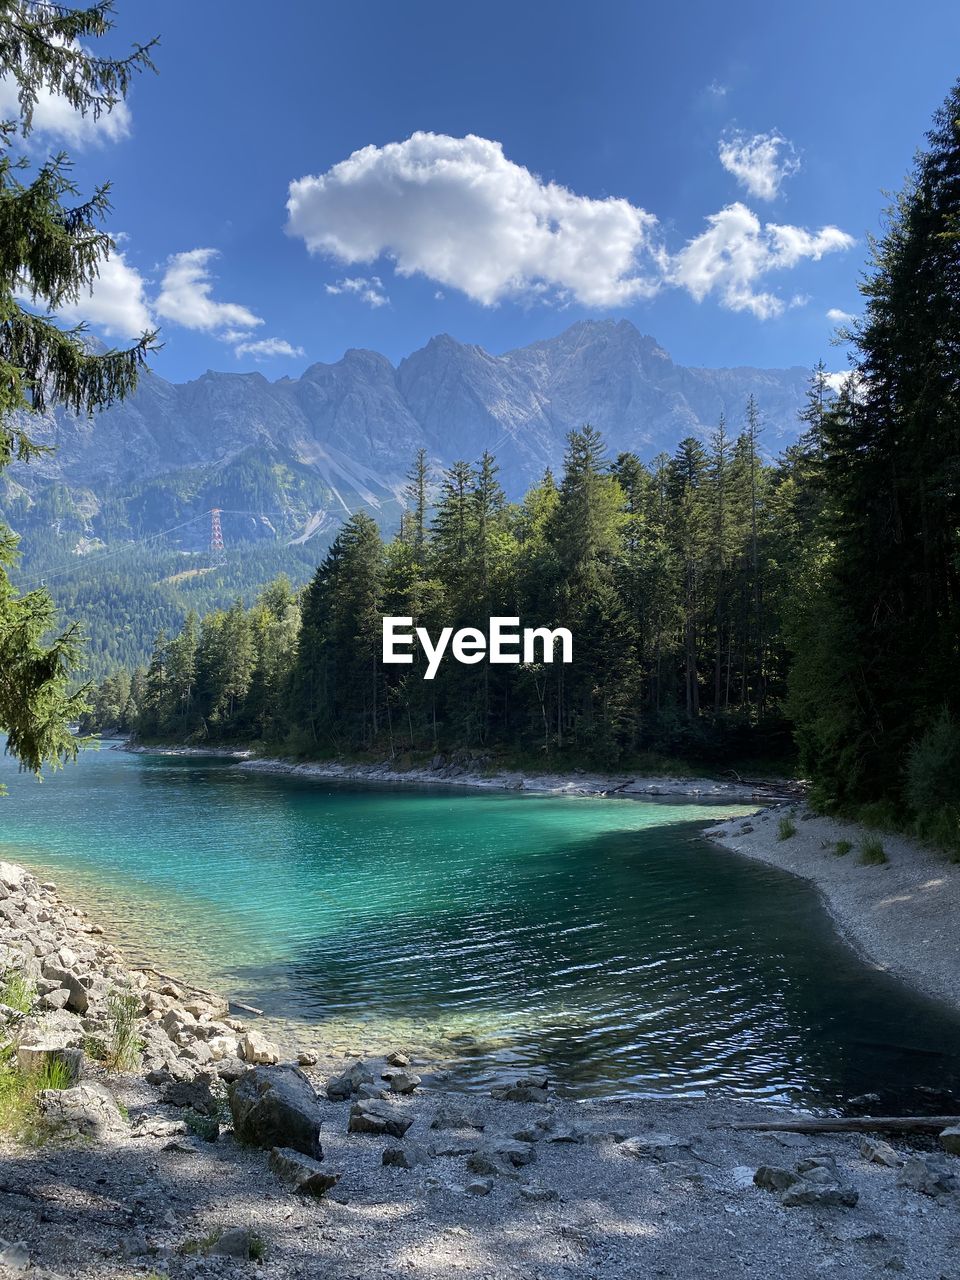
[105,990,143,1073]
[776,816,797,841]
[0,967,35,1014]
[833,839,853,857]
[858,835,888,866]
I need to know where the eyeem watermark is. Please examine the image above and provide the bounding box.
[383,617,573,681]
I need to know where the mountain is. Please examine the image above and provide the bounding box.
[3,319,814,560]
[0,319,817,678]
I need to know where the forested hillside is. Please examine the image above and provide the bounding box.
[84,80,960,861]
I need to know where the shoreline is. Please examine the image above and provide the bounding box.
[3,857,960,1278]
[119,740,799,803]
[705,807,960,1018]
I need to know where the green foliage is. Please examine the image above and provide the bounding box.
[0,1042,72,1143]
[858,836,888,866]
[776,816,797,841]
[105,990,142,1072]
[0,965,34,1013]
[0,1,157,777]
[834,839,853,857]
[788,80,960,832]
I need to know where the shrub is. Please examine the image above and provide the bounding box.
[906,710,960,858]
[777,816,797,841]
[0,1046,72,1142]
[834,839,853,856]
[858,835,888,866]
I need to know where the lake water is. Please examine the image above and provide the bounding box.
[2,744,959,1109]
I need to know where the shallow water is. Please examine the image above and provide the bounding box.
[2,745,959,1107]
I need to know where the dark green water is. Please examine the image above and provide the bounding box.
[2,745,959,1108]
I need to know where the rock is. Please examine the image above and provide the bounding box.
[621,1133,692,1161]
[382,1142,429,1169]
[269,1146,341,1197]
[357,1083,387,1100]
[326,1073,353,1101]
[466,1150,519,1179]
[466,1177,493,1196]
[481,1138,536,1167]
[211,1227,254,1258]
[939,1124,960,1156]
[38,987,71,1011]
[861,1138,902,1168]
[239,1030,281,1065]
[386,1051,410,1067]
[0,1240,29,1273]
[38,964,88,1013]
[430,1139,478,1157]
[38,1082,126,1140]
[348,1099,414,1139]
[160,1073,219,1117]
[16,1042,83,1084]
[782,1183,859,1208]
[897,1155,958,1196]
[215,1056,247,1083]
[431,1104,483,1131]
[132,1118,188,1138]
[297,1050,318,1066]
[0,862,27,892]
[754,1165,800,1193]
[57,945,78,970]
[546,1126,585,1144]
[489,1076,550,1103]
[229,1065,323,1159]
[387,1070,421,1095]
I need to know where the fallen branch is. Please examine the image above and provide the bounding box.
[717,1116,959,1135]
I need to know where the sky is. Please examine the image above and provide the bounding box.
[11,0,960,383]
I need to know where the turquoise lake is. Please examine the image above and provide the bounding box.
[2,744,960,1108]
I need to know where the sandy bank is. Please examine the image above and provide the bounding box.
[705,807,960,1016]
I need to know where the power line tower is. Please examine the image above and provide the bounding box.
[209,507,227,569]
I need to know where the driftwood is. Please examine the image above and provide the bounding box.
[131,964,264,1016]
[718,1116,959,1135]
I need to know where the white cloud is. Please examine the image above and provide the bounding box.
[234,336,304,360]
[155,249,263,334]
[0,63,131,147]
[718,131,799,201]
[668,203,854,319]
[42,244,152,338]
[325,275,389,307]
[827,307,855,324]
[287,133,852,320]
[287,132,660,308]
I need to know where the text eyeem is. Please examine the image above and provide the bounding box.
[382,617,573,681]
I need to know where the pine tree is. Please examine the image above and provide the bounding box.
[0,2,156,776]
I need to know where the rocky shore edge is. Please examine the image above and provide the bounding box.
[119,741,796,804]
[2,858,960,1278]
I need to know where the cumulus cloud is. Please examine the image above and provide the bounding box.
[827,307,855,324]
[35,244,152,338]
[325,275,389,307]
[155,249,262,335]
[718,131,800,201]
[234,336,304,360]
[287,132,852,320]
[288,132,660,308]
[0,66,131,147]
[668,203,854,319]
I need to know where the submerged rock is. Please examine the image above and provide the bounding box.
[229,1065,323,1159]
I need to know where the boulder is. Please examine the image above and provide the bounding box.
[269,1146,340,1197]
[465,1150,519,1179]
[382,1142,429,1169]
[754,1166,800,1193]
[38,1083,126,1141]
[939,1125,960,1156]
[431,1104,484,1131]
[386,1070,421,1095]
[466,1177,493,1196]
[16,1043,83,1085]
[160,1073,219,1117]
[897,1155,958,1196]
[489,1077,549,1103]
[238,1031,281,1065]
[229,1065,323,1159]
[860,1138,902,1168]
[477,1138,536,1167]
[347,1099,414,1139]
[211,1227,255,1259]
[782,1183,859,1208]
[38,964,88,1014]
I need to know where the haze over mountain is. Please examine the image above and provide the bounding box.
[2,319,815,561]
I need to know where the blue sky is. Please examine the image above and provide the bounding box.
[15,0,960,382]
